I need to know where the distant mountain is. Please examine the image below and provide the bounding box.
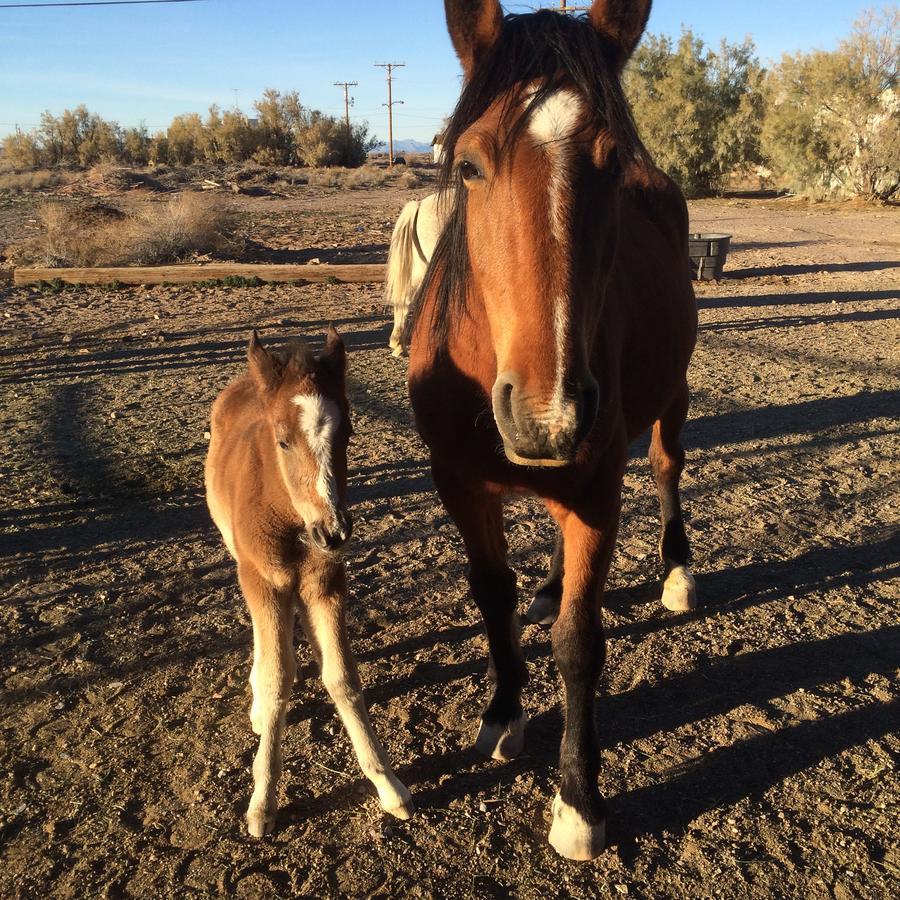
[368,138,432,155]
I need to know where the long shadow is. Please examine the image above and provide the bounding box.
[700,288,898,311]
[729,260,899,278]
[243,240,390,265]
[0,326,393,385]
[700,307,899,333]
[1,382,209,572]
[403,625,899,842]
[685,389,899,450]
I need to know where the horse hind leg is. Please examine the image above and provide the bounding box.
[649,384,697,612]
[525,530,563,625]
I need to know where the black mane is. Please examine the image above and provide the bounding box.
[406,10,646,351]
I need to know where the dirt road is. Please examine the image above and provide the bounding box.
[1,190,898,898]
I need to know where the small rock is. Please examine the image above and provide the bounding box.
[615,885,629,895]
[478,801,488,813]
[203,431,211,441]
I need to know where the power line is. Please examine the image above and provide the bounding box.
[0,1,205,8]
[374,62,404,168]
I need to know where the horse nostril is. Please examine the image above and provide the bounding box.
[576,378,600,444]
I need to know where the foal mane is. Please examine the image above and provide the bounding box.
[406,10,646,351]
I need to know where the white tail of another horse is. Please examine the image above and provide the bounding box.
[385,191,453,357]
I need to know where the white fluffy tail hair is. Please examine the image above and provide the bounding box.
[385,199,421,357]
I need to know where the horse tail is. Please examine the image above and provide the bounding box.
[386,199,420,356]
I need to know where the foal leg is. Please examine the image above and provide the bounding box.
[650,383,697,612]
[300,558,413,819]
[240,565,296,838]
[525,529,563,626]
[546,469,622,861]
[432,463,528,760]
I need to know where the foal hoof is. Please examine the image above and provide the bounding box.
[661,565,697,612]
[474,711,526,761]
[378,777,414,820]
[525,591,560,626]
[548,793,606,861]
[246,802,276,839]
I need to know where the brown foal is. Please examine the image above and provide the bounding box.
[407,2,698,859]
[205,329,411,837]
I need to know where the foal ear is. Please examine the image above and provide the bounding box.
[588,0,652,71]
[445,0,503,79]
[247,330,279,395]
[320,325,346,379]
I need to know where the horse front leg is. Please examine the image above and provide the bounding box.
[238,563,297,838]
[299,556,412,819]
[546,468,623,861]
[432,462,528,760]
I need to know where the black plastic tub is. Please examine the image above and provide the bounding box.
[688,233,731,280]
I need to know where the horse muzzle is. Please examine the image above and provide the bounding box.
[491,371,599,467]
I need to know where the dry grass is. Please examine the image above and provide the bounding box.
[0,169,72,193]
[306,164,429,191]
[13,193,237,267]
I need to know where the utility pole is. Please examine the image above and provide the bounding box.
[375,62,405,168]
[333,80,358,148]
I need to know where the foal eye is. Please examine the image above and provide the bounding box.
[277,440,289,451]
[458,159,482,182]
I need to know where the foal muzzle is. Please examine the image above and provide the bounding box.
[309,508,353,553]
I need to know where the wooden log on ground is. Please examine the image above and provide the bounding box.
[12,262,386,287]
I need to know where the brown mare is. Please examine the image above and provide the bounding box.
[407,2,698,859]
[205,329,412,837]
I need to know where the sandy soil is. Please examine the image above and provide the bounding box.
[0,183,898,899]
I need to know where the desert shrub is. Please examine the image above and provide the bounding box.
[119,193,236,264]
[1,132,42,168]
[0,169,69,193]
[624,31,765,195]
[15,193,235,267]
[762,6,899,200]
[6,90,378,172]
[396,169,424,189]
[346,165,389,189]
[306,168,348,188]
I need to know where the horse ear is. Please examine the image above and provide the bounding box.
[445,0,503,79]
[588,0,652,70]
[320,325,346,378]
[247,330,279,395]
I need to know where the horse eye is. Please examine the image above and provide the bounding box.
[458,159,482,182]
[277,440,289,451]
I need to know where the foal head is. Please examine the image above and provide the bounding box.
[248,328,352,553]
[426,1,649,466]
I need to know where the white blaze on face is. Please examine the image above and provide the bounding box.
[526,87,584,426]
[292,393,341,520]
[526,87,584,244]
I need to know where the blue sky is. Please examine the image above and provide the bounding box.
[0,0,873,144]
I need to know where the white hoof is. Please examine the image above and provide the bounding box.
[474,711,527,761]
[661,565,697,612]
[548,793,606,860]
[377,776,414,820]
[246,800,276,838]
[525,591,559,625]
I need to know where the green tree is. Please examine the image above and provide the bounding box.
[624,31,765,195]
[762,5,899,200]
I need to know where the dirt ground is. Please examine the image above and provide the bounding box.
[0,180,898,899]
